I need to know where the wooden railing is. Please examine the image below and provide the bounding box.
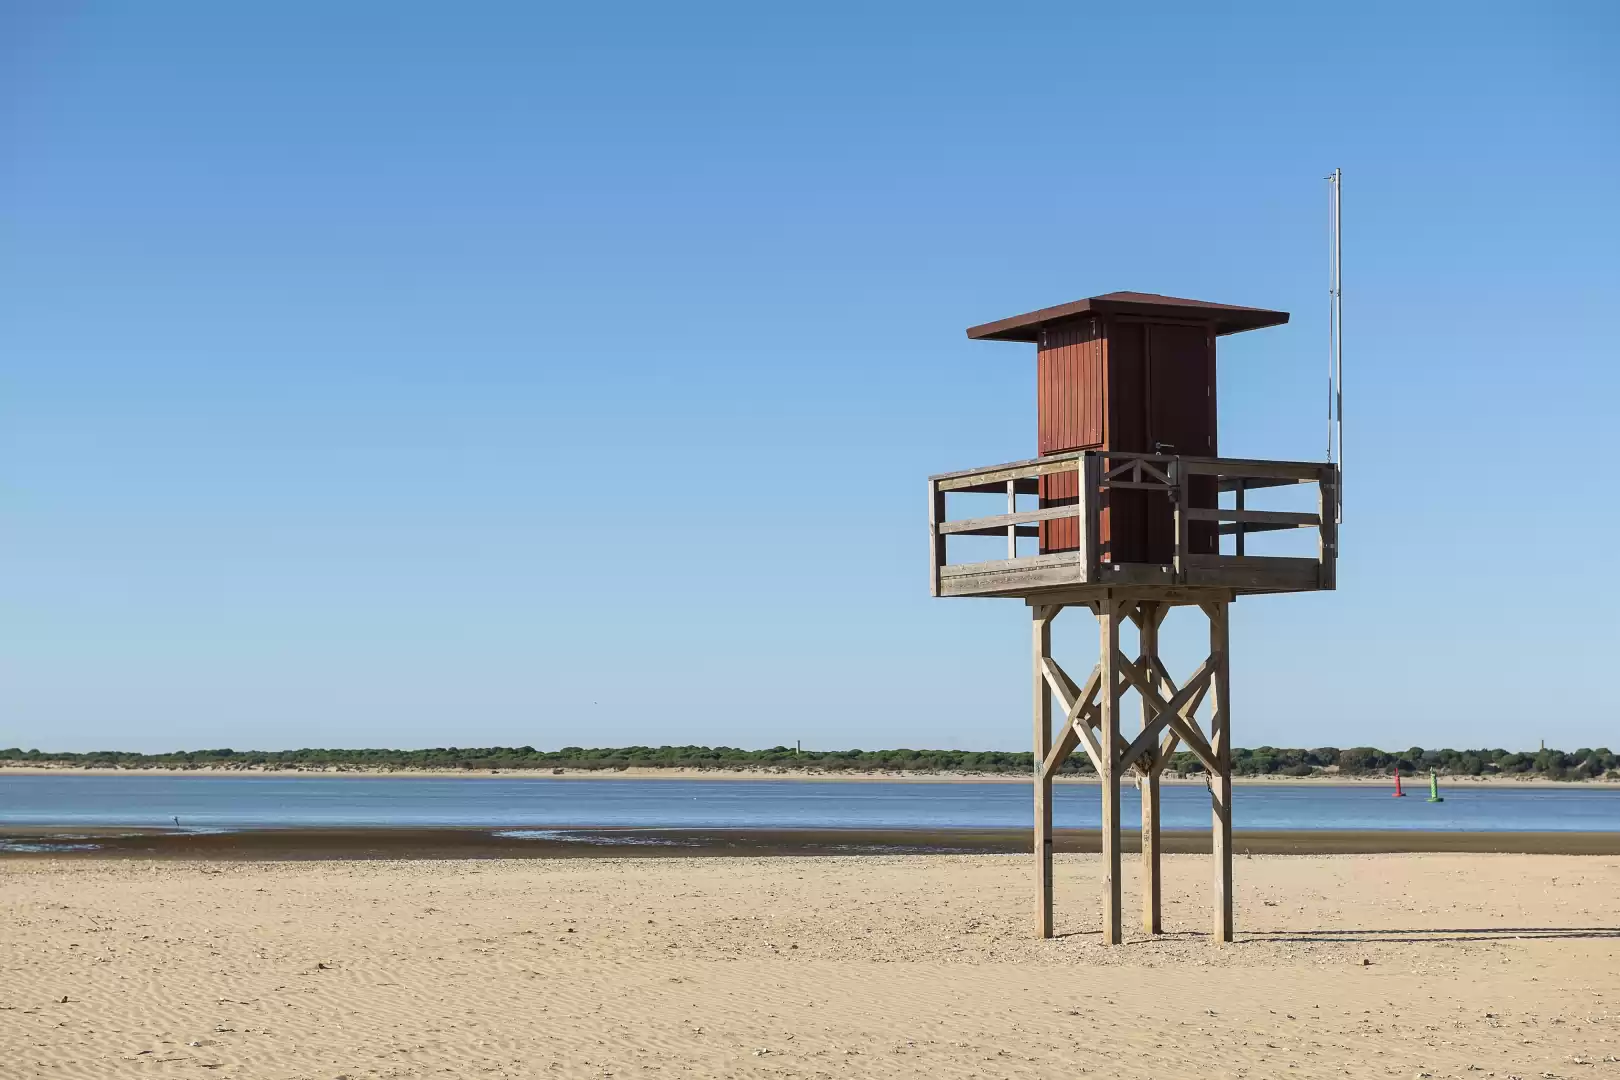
[928,450,1338,596]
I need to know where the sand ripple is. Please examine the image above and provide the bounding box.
[3,853,1617,1077]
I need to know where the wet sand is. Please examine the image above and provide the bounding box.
[6,824,1620,859]
[3,851,1617,1078]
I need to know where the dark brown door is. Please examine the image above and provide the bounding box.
[1098,321,1145,563]
[1144,323,1217,561]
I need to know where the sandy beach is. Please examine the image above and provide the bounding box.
[3,852,1617,1078]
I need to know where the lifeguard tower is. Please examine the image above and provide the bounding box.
[927,289,1340,945]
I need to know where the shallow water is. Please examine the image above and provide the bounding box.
[2,774,1618,832]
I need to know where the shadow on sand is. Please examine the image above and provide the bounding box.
[1053,926,1620,944]
[1245,926,1620,944]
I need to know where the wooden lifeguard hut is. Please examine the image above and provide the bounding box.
[927,289,1340,945]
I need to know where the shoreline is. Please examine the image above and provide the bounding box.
[1,763,1609,788]
[6,824,1620,859]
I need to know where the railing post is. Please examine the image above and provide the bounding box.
[1079,452,1101,582]
[929,478,944,597]
[1234,478,1246,557]
[1007,479,1018,560]
[1317,466,1338,590]
[1172,457,1189,582]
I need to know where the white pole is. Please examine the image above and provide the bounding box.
[1327,171,1336,464]
[1326,168,1343,523]
[1334,169,1343,524]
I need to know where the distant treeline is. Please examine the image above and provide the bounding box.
[1,744,1616,781]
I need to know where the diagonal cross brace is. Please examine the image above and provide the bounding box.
[1164,712,1218,775]
[1136,460,1172,487]
[1147,656,1214,775]
[1121,653,1217,774]
[1147,656,1180,771]
[1040,658,1130,779]
[1040,658,1103,778]
[1115,653,1216,775]
[1118,652,1214,772]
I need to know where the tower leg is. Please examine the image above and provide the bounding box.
[1099,598,1123,945]
[1206,600,1234,944]
[1033,606,1056,939]
[1138,601,1164,935]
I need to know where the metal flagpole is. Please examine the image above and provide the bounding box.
[1326,167,1343,523]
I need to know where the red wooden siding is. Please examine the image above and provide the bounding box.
[1036,318,1102,551]
[1038,468,1079,552]
[1036,318,1103,454]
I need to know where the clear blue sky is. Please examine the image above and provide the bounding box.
[2,3,1616,754]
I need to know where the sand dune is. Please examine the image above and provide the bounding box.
[3,852,1618,1077]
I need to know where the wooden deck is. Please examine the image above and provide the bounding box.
[929,450,1338,601]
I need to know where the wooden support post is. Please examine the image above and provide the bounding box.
[929,480,945,597]
[1206,599,1234,944]
[1234,479,1246,557]
[1079,452,1101,580]
[1099,597,1123,945]
[1318,467,1338,590]
[1007,479,1018,560]
[1033,605,1058,938]
[1172,460,1190,582]
[1138,601,1164,935]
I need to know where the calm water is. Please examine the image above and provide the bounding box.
[3,774,1619,832]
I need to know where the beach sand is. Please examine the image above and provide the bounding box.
[3,852,1618,1078]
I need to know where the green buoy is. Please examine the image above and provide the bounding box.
[1426,768,1444,803]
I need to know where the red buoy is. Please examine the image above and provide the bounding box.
[1393,769,1406,797]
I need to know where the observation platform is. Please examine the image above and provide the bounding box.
[929,450,1338,603]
